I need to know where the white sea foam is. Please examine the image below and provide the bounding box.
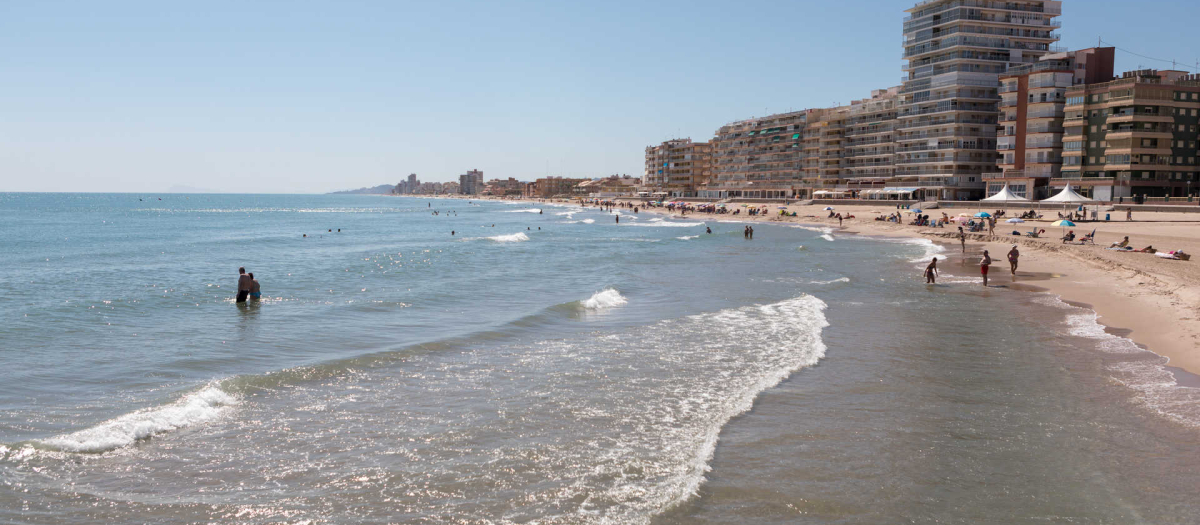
[581,219,596,224]
[581,288,628,310]
[504,209,542,214]
[788,225,833,234]
[627,221,704,228]
[36,386,238,454]
[676,235,700,241]
[810,277,850,285]
[527,294,829,523]
[820,234,835,242]
[1037,294,1200,428]
[485,232,530,243]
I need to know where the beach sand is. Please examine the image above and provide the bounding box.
[607,199,1200,376]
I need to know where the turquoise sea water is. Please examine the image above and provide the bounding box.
[1,193,1198,524]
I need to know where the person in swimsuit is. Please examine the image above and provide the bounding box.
[925,257,939,284]
[958,227,966,253]
[248,273,261,300]
[1007,246,1020,276]
[980,250,992,287]
[236,267,251,303]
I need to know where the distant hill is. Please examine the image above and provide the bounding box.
[329,184,395,195]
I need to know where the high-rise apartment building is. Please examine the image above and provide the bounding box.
[459,169,484,195]
[1061,69,1200,200]
[899,0,1062,200]
[706,111,810,199]
[991,47,1114,199]
[844,88,902,196]
[643,139,713,197]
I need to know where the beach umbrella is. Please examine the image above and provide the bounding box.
[1006,218,1025,224]
[824,206,834,210]
[1052,219,1076,239]
[974,212,992,218]
[777,206,788,210]
[907,209,923,214]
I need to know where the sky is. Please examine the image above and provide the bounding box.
[1,0,1197,193]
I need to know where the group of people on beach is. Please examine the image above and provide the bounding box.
[236,267,261,303]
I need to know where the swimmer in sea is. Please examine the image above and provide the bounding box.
[248,273,261,300]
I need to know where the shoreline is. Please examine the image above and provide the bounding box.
[458,195,1200,378]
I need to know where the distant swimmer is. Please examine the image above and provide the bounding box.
[706,227,712,234]
[248,273,261,300]
[337,229,341,232]
[615,216,619,223]
[451,231,456,236]
[539,210,543,215]
[236,267,252,303]
[925,257,939,284]
[303,234,307,238]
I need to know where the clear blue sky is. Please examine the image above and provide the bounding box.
[2,0,1196,193]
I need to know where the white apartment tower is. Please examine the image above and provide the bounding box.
[898,0,1062,200]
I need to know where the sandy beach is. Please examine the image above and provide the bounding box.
[574,197,1200,377]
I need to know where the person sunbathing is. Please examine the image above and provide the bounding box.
[1110,236,1130,249]
[1139,246,1156,253]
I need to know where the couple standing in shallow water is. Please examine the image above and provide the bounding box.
[236,267,261,303]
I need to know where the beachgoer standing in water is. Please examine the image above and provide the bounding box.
[925,257,939,284]
[249,273,261,300]
[980,250,993,287]
[958,227,966,253]
[1007,245,1020,276]
[236,267,252,303]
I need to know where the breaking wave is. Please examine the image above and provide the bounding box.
[487,232,530,243]
[31,386,238,454]
[581,288,628,310]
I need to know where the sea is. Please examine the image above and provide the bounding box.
[1,193,1198,524]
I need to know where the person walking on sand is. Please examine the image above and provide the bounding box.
[958,227,966,253]
[987,217,996,236]
[1127,209,1133,221]
[236,267,252,303]
[248,273,262,300]
[925,257,939,284]
[980,250,993,287]
[1007,245,1020,276]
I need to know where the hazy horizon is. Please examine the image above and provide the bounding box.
[3,0,1196,194]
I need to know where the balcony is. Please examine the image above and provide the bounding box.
[906,0,1062,24]
[905,9,1062,34]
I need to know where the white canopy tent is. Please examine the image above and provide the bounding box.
[981,184,1030,203]
[1042,185,1093,203]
